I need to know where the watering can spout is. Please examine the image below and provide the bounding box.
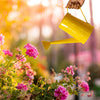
[42,38,80,50]
[42,41,51,50]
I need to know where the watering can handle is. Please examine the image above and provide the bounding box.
[67,7,88,23]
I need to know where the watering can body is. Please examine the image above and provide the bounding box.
[59,13,94,44]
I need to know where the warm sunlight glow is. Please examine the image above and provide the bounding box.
[52,7,63,24]
[41,0,49,7]
[27,0,41,6]
[12,5,18,10]
[7,11,20,21]
[51,0,57,6]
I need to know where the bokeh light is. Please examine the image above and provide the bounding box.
[41,0,49,7]
[42,25,53,38]
[27,0,41,6]
[27,26,40,42]
[7,11,20,21]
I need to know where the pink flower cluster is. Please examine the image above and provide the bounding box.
[14,62,21,69]
[16,83,28,91]
[66,66,74,76]
[79,81,89,92]
[23,63,31,69]
[23,63,36,79]
[0,34,4,46]
[23,63,36,84]
[26,69,36,79]
[24,43,39,59]
[16,54,26,62]
[14,61,36,85]
[3,50,13,56]
[54,86,69,100]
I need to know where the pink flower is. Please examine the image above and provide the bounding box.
[26,69,36,79]
[23,63,31,69]
[16,54,26,62]
[16,48,21,52]
[0,67,6,75]
[16,83,28,91]
[14,62,21,69]
[24,43,39,59]
[28,79,33,85]
[3,50,13,56]
[66,66,74,76]
[79,81,89,92]
[54,86,68,100]
[0,34,4,46]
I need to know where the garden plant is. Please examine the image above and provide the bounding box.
[0,34,93,100]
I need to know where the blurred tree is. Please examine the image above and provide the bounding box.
[89,0,97,65]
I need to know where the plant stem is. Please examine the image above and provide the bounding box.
[14,55,27,64]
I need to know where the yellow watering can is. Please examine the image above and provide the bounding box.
[42,8,94,50]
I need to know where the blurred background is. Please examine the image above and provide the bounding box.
[1,0,100,100]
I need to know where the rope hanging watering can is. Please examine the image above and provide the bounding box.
[42,4,94,50]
